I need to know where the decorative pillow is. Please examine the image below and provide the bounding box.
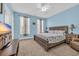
[48,30,55,33]
[48,30,65,35]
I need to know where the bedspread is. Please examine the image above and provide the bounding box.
[36,33,65,43]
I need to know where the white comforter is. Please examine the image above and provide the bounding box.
[37,33,65,43]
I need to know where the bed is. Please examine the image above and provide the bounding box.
[34,26,68,51]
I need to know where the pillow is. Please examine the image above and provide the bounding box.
[55,30,65,35]
[48,30,65,35]
[48,30,55,33]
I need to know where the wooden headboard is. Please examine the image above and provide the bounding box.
[49,26,68,34]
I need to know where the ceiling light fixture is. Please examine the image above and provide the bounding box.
[37,3,51,12]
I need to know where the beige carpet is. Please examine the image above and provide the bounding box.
[18,39,79,56]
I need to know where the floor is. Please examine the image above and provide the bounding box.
[18,39,79,56]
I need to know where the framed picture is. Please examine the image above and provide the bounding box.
[0,3,3,13]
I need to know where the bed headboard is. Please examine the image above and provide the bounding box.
[49,26,68,34]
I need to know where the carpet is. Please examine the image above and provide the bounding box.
[18,39,79,56]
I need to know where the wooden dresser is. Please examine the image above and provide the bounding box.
[0,39,19,56]
[0,31,12,49]
[0,31,19,56]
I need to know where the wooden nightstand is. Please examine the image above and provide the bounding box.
[66,34,79,44]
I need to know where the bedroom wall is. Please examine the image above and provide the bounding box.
[13,12,47,39]
[0,14,3,22]
[47,5,79,34]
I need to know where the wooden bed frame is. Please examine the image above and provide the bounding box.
[34,26,68,51]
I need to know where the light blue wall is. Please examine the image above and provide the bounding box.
[47,5,79,34]
[0,14,3,22]
[13,12,47,39]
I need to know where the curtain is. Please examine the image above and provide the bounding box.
[37,19,44,34]
[20,16,30,35]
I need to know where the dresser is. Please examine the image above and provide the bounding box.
[0,31,12,49]
[0,31,19,56]
[0,39,19,56]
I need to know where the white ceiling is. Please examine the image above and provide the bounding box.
[11,3,78,18]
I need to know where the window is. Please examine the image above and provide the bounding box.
[20,16,30,36]
[37,19,44,34]
[4,5,12,26]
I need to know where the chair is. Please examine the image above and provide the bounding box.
[70,35,79,51]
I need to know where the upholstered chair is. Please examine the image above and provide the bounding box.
[70,35,79,51]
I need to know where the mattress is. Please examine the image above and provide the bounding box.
[36,33,65,43]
